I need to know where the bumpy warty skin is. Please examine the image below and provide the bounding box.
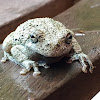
[1,18,94,76]
[3,18,72,57]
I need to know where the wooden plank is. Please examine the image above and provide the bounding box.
[0,31,100,100]
[45,59,100,100]
[54,0,100,31]
[0,0,100,100]
[0,0,74,43]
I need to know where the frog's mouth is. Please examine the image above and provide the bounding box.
[50,43,72,57]
[30,52,64,64]
[26,32,73,57]
[49,33,72,57]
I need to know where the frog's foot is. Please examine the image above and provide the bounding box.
[20,68,41,76]
[1,57,7,63]
[1,51,8,63]
[20,68,30,75]
[33,71,41,76]
[20,60,32,75]
[33,63,41,76]
[68,52,95,73]
[20,60,41,76]
[38,62,50,69]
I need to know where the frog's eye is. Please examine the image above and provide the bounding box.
[67,34,72,39]
[65,33,72,44]
[30,35,38,43]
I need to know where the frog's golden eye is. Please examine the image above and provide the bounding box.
[65,33,72,44]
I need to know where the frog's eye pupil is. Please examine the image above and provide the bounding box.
[65,33,72,44]
[38,36,42,38]
[31,35,35,38]
[15,39,17,41]
[68,35,72,39]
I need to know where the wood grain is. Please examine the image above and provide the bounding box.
[0,0,100,100]
[0,31,100,100]
[0,0,74,43]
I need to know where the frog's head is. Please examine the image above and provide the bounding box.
[26,28,73,57]
[50,31,73,57]
[25,17,74,57]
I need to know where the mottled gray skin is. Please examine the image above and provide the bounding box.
[1,18,94,76]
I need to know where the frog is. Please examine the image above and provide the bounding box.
[1,18,94,76]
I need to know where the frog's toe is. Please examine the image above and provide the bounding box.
[87,64,94,73]
[79,57,88,73]
[84,56,95,73]
[1,57,7,63]
[20,69,30,75]
[33,71,41,76]
[82,65,87,73]
[67,53,80,63]
[78,52,95,73]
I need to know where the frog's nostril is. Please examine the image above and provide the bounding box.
[31,35,35,38]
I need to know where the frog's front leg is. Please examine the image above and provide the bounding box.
[1,51,8,63]
[68,52,94,73]
[1,40,12,63]
[68,37,94,73]
[10,45,41,76]
[20,60,41,76]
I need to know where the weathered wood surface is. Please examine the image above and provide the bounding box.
[0,0,74,43]
[54,0,100,31]
[0,0,100,100]
[1,32,100,100]
[45,58,100,100]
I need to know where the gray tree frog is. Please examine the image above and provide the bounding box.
[1,18,94,76]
